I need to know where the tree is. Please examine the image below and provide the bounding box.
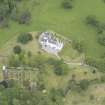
[7,0,17,13]
[48,59,69,76]
[0,0,18,27]
[17,33,33,44]
[18,11,31,24]
[13,45,22,54]
[79,79,90,90]
[97,34,105,46]
[54,66,64,76]
[61,0,73,9]
[0,1,9,27]
[85,15,105,34]
[0,0,28,28]
[85,15,99,28]
[47,58,69,76]
[10,8,18,21]
[49,88,64,105]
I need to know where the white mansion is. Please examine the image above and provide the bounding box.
[39,32,64,55]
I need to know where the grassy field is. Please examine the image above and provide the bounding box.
[0,1,105,104]
[0,0,105,58]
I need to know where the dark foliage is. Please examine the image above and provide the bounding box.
[17,33,33,44]
[79,79,89,90]
[13,45,22,54]
[97,34,105,46]
[0,0,31,27]
[86,15,99,28]
[18,11,31,24]
[61,0,73,9]
[0,0,18,27]
[0,80,8,88]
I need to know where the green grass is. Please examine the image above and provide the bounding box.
[1,1,105,104]
[0,0,105,58]
[41,63,104,105]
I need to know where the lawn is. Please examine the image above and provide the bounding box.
[0,0,105,59]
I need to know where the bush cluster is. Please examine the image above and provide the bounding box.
[17,33,33,44]
[85,15,105,47]
[0,0,31,28]
[61,0,73,9]
[86,16,99,28]
[47,59,69,76]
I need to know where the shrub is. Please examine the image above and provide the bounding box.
[85,16,105,34]
[23,80,31,89]
[17,33,33,44]
[97,34,105,46]
[27,51,32,58]
[0,16,4,23]
[37,83,45,91]
[61,0,73,9]
[0,16,8,28]
[103,0,105,3]
[52,59,69,76]
[100,76,105,83]
[13,45,22,54]
[96,24,105,34]
[72,40,84,53]
[92,70,96,74]
[85,57,98,68]
[18,11,31,24]
[54,66,64,76]
[0,0,20,28]
[89,94,95,100]
[85,57,105,72]
[10,9,18,21]
[85,15,99,28]
[47,58,69,76]
[79,79,90,90]
[49,88,64,104]
[8,55,21,67]
[63,80,76,95]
